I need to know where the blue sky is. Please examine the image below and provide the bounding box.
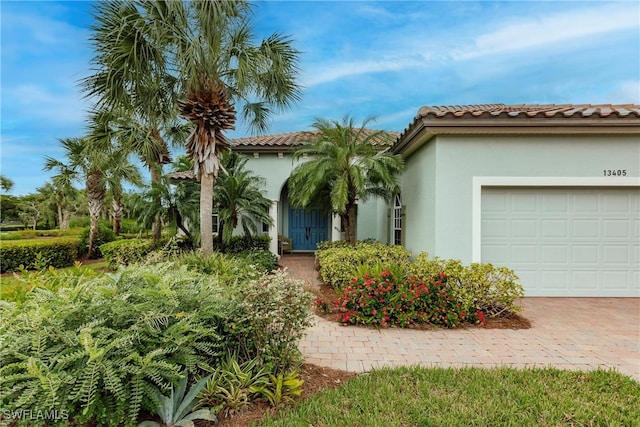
[2,0,639,196]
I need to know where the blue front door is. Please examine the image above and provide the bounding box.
[288,208,328,251]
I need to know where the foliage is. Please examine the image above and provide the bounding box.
[288,115,404,244]
[138,374,216,427]
[79,224,116,258]
[214,233,271,254]
[197,354,271,418]
[315,239,351,251]
[334,269,471,328]
[236,250,279,273]
[1,259,313,426]
[316,241,412,290]
[259,366,640,426]
[232,270,314,371]
[100,239,158,269]
[254,370,304,407]
[0,263,99,304]
[0,263,233,426]
[212,151,273,246]
[0,228,83,240]
[0,237,80,273]
[410,253,524,317]
[170,251,263,285]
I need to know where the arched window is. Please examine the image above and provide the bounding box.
[393,193,402,245]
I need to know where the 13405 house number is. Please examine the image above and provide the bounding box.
[603,169,627,176]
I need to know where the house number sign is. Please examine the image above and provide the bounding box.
[603,169,627,176]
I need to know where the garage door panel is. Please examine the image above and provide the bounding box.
[482,187,639,297]
[541,245,567,263]
[512,245,537,263]
[572,270,599,289]
[573,220,599,238]
[572,246,599,264]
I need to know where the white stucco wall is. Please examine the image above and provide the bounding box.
[400,134,640,263]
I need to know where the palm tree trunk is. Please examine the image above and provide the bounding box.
[61,209,70,230]
[150,164,163,244]
[200,172,214,255]
[87,172,105,259]
[343,203,358,245]
[56,202,64,230]
[112,198,123,235]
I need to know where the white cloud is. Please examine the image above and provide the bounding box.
[453,4,639,60]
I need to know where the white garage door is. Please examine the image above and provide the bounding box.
[481,187,639,297]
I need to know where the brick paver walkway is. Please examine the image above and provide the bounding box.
[279,254,640,382]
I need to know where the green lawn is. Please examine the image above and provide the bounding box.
[258,366,640,426]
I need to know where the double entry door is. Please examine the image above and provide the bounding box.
[288,207,328,251]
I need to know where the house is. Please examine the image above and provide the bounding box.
[232,103,640,297]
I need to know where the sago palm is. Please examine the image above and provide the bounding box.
[288,115,405,245]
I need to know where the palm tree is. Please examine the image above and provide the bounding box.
[41,159,80,230]
[214,150,272,247]
[82,2,187,243]
[84,1,301,254]
[44,137,108,257]
[288,116,405,245]
[104,149,143,235]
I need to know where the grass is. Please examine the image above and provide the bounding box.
[258,366,640,426]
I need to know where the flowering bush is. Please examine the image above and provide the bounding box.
[334,269,474,328]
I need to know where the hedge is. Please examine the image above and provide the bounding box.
[0,237,80,273]
[100,238,158,269]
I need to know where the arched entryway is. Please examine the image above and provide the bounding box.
[279,182,331,252]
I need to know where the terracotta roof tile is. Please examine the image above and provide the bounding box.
[230,129,399,150]
[415,103,640,119]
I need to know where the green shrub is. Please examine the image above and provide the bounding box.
[232,270,314,371]
[0,237,80,273]
[0,264,99,304]
[172,251,263,284]
[237,250,278,273]
[215,234,270,253]
[100,238,157,269]
[316,242,412,290]
[79,224,116,258]
[333,268,471,328]
[410,253,524,317]
[0,228,82,240]
[315,240,351,251]
[0,262,311,426]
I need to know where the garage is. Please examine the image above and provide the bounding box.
[481,187,640,297]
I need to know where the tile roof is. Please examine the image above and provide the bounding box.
[230,129,399,151]
[415,104,640,119]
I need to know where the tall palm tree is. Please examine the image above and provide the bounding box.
[84,0,301,254]
[214,150,273,247]
[288,116,405,245]
[82,2,187,243]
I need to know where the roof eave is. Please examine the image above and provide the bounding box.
[393,117,640,157]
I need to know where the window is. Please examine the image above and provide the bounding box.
[393,194,402,245]
[212,213,219,234]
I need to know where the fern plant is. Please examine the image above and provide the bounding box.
[138,374,216,427]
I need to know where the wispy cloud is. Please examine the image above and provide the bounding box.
[453,4,639,60]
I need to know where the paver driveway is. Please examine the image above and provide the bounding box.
[280,254,640,382]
